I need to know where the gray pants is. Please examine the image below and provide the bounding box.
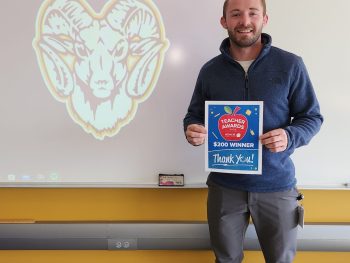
[207,181,299,263]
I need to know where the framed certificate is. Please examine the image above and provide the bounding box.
[205,101,263,174]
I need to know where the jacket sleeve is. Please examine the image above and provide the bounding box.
[284,57,323,152]
[183,69,207,131]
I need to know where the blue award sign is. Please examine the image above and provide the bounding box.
[205,101,263,174]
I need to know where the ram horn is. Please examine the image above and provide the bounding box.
[106,0,168,98]
[35,0,93,98]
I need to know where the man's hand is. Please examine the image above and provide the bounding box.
[260,128,288,153]
[185,124,207,146]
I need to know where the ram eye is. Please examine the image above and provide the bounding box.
[112,40,127,59]
[74,42,89,58]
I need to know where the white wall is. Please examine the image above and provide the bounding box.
[0,0,348,188]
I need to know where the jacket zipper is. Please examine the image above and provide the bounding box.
[244,73,249,100]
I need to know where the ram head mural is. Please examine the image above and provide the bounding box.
[33,0,169,140]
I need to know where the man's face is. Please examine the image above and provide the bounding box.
[221,0,268,48]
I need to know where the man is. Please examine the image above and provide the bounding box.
[183,0,323,262]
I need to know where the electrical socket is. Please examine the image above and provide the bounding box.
[108,238,138,250]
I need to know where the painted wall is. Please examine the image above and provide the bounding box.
[1,188,350,262]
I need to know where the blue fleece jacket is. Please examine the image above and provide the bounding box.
[184,33,323,192]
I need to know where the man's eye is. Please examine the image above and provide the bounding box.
[231,13,240,17]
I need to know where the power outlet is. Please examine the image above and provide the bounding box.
[108,238,138,250]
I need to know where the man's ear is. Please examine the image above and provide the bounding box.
[220,16,228,29]
[263,14,269,27]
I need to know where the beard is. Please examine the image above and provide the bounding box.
[227,25,263,48]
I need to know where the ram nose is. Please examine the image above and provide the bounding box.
[91,76,114,98]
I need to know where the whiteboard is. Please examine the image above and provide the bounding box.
[0,0,349,189]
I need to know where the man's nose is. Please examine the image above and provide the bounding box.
[239,13,250,26]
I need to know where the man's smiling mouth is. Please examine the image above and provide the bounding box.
[237,29,253,33]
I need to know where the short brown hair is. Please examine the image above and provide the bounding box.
[223,0,267,17]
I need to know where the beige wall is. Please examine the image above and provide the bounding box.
[1,188,350,262]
